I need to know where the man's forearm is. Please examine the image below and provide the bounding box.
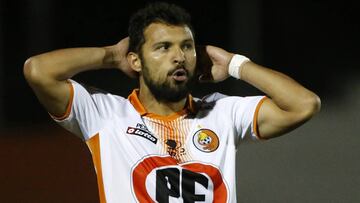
[23,46,118,117]
[240,61,320,115]
[24,47,114,83]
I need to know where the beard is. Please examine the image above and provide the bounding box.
[141,61,195,103]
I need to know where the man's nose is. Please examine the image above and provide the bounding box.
[173,47,185,65]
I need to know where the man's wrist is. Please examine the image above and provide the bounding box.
[228,54,250,79]
[102,46,117,68]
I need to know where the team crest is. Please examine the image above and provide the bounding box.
[192,129,219,152]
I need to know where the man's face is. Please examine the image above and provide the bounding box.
[139,22,196,102]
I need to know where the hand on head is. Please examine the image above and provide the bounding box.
[108,37,138,78]
[197,45,233,83]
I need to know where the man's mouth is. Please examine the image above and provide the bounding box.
[170,68,188,82]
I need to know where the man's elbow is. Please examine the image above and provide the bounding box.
[300,93,321,120]
[23,57,43,85]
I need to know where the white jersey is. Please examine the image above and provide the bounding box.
[52,80,267,203]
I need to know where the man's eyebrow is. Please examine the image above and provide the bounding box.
[152,41,171,47]
[152,38,194,47]
[182,38,194,43]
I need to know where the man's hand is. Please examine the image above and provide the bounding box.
[105,37,138,78]
[197,45,234,82]
[24,37,138,118]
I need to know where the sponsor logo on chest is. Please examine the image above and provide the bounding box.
[126,123,157,144]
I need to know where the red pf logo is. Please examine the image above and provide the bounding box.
[131,155,228,203]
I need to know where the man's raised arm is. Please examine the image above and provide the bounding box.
[240,61,321,139]
[203,45,321,139]
[23,37,135,118]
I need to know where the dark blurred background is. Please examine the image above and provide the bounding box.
[1,0,359,202]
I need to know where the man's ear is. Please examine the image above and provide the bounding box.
[127,52,142,73]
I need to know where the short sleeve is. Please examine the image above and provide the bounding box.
[231,96,268,141]
[201,93,267,142]
[50,79,124,141]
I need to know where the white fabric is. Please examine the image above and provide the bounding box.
[53,79,265,203]
[228,54,250,79]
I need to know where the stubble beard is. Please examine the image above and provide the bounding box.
[141,59,195,103]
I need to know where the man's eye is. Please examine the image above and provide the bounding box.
[183,44,193,50]
[157,44,169,50]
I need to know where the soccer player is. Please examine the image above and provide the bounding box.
[24,2,321,203]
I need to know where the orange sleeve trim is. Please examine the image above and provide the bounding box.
[51,80,74,121]
[253,96,268,140]
[86,134,106,203]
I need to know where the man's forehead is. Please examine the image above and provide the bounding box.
[143,22,194,44]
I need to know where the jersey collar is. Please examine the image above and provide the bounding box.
[128,89,197,120]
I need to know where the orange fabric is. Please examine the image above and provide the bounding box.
[86,134,106,203]
[183,163,227,202]
[127,89,196,121]
[51,80,74,120]
[127,89,147,116]
[252,96,268,140]
[132,156,178,202]
[144,116,193,163]
[132,156,227,202]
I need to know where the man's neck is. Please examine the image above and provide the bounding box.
[138,81,187,116]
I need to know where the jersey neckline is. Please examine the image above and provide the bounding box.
[127,89,197,121]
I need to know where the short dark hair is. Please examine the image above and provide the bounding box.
[128,2,194,54]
